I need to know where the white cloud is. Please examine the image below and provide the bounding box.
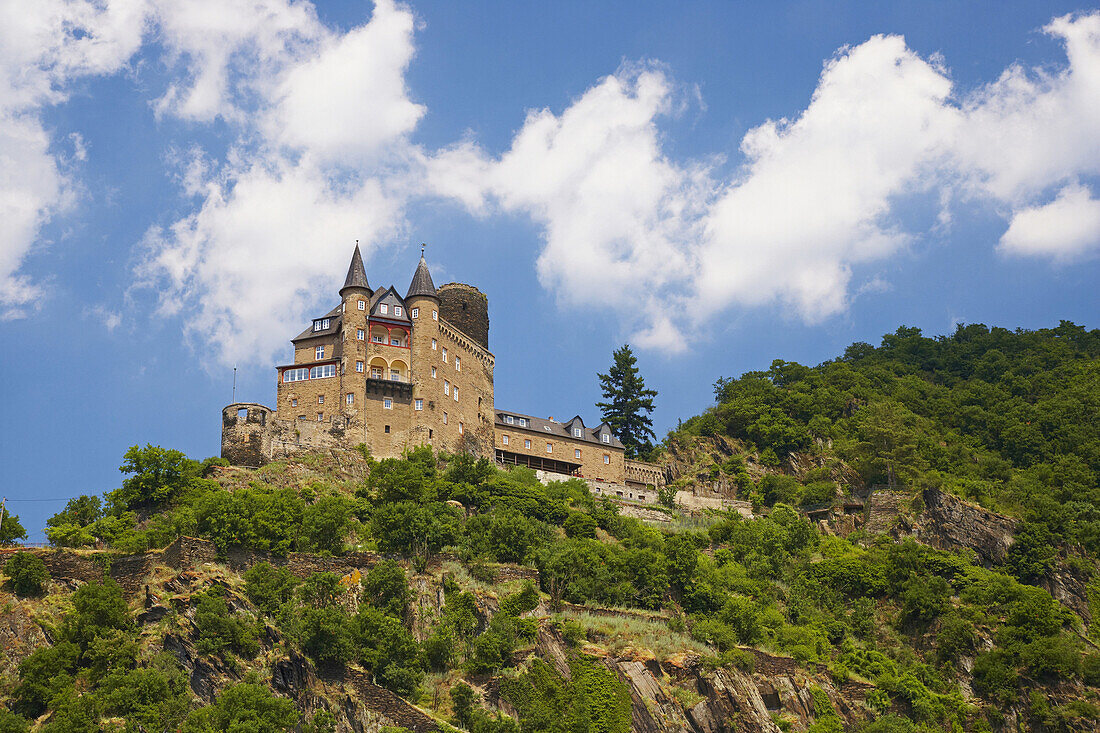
[999,182,1100,260]
[137,0,421,366]
[0,0,149,315]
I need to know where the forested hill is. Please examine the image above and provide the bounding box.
[670,321,1100,554]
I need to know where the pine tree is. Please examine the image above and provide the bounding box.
[596,345,657,458]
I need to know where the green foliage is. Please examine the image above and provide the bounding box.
[112,443,204,510]
[193,586,259,657]
[596,344,658,458]
[362,559,411,618]
[3,551,48,595]
[182,679,299,732]
[300,495,352,554]
[243,561,298,615]
[0,709,28,733]
[353,606,422,695]
[563,511,597,539]
[501,657,632,733]
[14,642,79,717]
[63,579,132,650]
[0,511,27,545]
[450,682,477,726]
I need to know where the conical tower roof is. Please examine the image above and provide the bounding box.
[406,254,438,299]
[340,243,370,295]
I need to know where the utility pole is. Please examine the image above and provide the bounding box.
[0,496,6,542]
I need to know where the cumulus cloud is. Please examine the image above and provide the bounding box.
[137,0,421,366]
[999,183,1100,260]
[0,0,149,314]
[430,11,1100,347]
[4,2,1100,361]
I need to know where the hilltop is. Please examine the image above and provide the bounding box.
[1,321,1099,732]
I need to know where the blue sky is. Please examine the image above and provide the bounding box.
[2,1,1099,539]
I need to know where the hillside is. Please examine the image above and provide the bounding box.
[1,321,1099,732]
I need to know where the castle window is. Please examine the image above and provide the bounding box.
[546,442,553,453]
[283,367,309,382]
[317,412,323,421]
[291,398,298,407]
[444,380,450,395]
[431,338,437,350]
[455,357,460,371]
[524,439,531,449]
[518,418,527,427]
[309,364,336,379]
[313,318,329,332]
[442,348,448,362]
[346,393,354,405]
[380,303,388,314]
[575,448,581,459]
[573,428,582,438]
[357,329,364,340]
[453,387,459,402]
[459,422,464,435]
[318,395,324,404]
[385,425,390,433]
[601,433,610,443]
[390,337,401,346]
[394,306,402,317]
[443,412,448,424]
[316,346,325,359]
[411,308,418,319]
[415,399,423,411]
[373,334,384,343]
[603,454,610,464]
[371,366,382,379]
[505,415,513,424]
[502,435,509,445]
[358,300,365,310]
[383,398,392,409]
[356,361,363,372]
[431,366,437,378]
[432,310,438,320]
[390,369,400,381]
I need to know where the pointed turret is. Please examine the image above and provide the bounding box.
[340,243,370,296]
[406,253,438,300]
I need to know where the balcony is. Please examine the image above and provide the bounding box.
[365,376,413,398]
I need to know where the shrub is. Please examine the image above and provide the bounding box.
[193,586,259,657]
[450,682,477,726]
[3,552,48,596]
[362,560,411,618]
[563,512,598,539]
[182,679,298,732]
[243,562,298,615]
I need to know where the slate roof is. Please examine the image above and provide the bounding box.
[494,410,625,450]
[370,286,411,324]
[406,256,438,299]
[340,244,370,294]
[291,304,343,343]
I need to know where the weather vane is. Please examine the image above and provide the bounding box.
[421,242,426,257]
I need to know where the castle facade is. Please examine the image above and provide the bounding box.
[222,246,663,500]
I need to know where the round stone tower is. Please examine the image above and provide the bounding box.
[221,403,273,466]
[437,282,489,351]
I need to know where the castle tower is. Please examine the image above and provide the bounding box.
[406,252,441,448]
[339,244,372,432]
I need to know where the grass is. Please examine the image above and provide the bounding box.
[553,611,709,661]
[443,561,529,598]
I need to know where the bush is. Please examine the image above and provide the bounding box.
[3,552,48,595]
[193,586,259,657]
[0,709,29,733]
[63,579,132,649]
[243,562,298,615]
[563,512,597,539]
[182,679,298,732]
[972,650,1017,702]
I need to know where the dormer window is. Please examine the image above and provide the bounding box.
[573,428,582,438]
[505,415,514,424]
[313,318,330,332]
[519,418,527,427]
[394,306,402,317]
[380,303,388,314]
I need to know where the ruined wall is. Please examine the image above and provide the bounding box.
[221,403,273,466]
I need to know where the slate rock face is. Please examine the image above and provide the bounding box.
[914,487,1017,565]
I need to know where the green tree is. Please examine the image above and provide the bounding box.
[182,679,298,732]
[301,495,352,554]
[111,444,202,510]
[0,511,27,545]
[63,579,132,650]
[596,344,658,458]
[362,560,411,618]
[450,682,477,726]
[3,551,49,596]
[243,562,299,615]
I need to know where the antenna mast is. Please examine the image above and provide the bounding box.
[232,367,237,403]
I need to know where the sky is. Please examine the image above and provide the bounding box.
[2,0,1099,540]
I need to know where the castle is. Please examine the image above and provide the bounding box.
[222,245,664,502]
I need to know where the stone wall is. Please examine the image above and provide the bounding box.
[221,403,273,467]
[437,282,489,351]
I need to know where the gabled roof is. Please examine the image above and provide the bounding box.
[369,286,411,324]
[339,244,370,295]
[495,410,625,449]
[291,304,343,343]
[406,256,438,299]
